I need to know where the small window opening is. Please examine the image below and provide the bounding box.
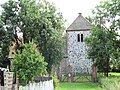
[81,34,83,42]
[77,34,80,42]
[12,52,14,54]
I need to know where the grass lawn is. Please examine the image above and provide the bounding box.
[109,72,120,76]
[56,72,120,90]
[56,82,101,90]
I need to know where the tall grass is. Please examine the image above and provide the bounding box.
[98,72,120,90]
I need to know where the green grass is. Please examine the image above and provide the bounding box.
[109,72,120,76]
[97,72,120,78]
[56,82,101,90]
[56,72,120,90]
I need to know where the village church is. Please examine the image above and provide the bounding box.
[65,13,93,74]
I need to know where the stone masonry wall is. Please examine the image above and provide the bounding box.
[67,30,93,74]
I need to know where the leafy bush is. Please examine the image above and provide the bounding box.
[52,73,59,89]
[98,76,120,90]
[13,42,47,83]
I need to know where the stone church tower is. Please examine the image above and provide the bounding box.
[66,13,93,74]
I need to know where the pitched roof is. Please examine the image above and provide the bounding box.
[66,14,91,31]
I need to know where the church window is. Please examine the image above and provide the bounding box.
[81,34,83,42]
[77,34,80,42]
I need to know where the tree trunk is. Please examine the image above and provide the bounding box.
[23,33,26,44]
[104,58,109,77]
[104,72,108,77]
[106,58,109,77]
[23,32,29,43]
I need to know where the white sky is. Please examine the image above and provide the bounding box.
[49,0,103,27]
[0,0,103,27]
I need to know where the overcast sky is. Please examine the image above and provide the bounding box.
[0,0,103,27]
[49,0,102,27]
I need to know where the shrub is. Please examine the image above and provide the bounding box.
[13,42,47,84]
[98,76,120,90]
[52,73,59,89]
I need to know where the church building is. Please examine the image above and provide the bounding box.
[66,13,93,74]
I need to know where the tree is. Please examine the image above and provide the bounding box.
[44,33,65,74]
[90,0,120,32]
[0,24,10,68]
[13,42,47,83]
[85,27,116,76]
[85,0,120,76]
[0,0,19,68]
[0,0,65,74]
[87,0,120,76]
[87,0,120,43]
[18,0,65,74]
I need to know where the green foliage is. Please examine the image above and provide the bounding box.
[91,0,120,31]
[44,34,65,74]
[90,0,120,53]
[33,0,65,74]
[98,75,120,90]
[0,0,18,67]
[86,0,120,76]
[52,73,59,89]
[0,26,10,67]
[0,0,65,74]
[85,27,116,76]
[13,42,47,83]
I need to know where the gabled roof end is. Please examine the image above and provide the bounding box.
[66,13,91,31]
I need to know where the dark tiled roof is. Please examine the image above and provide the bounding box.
[67,14,91,31]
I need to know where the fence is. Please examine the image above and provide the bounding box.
[0,67,54,90]
[58,65,97,82]
[4,72,14,90]
[0,77,54,90]
[19,77,54,90]
[0,67,13,90]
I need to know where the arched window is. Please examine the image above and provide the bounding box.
[77,34,80,42]
[81,34,83,42]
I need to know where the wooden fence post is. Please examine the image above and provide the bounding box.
[67,65,73,82]
[92,64,97,82]
[57,67,62,81]
[16,74,19,90]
